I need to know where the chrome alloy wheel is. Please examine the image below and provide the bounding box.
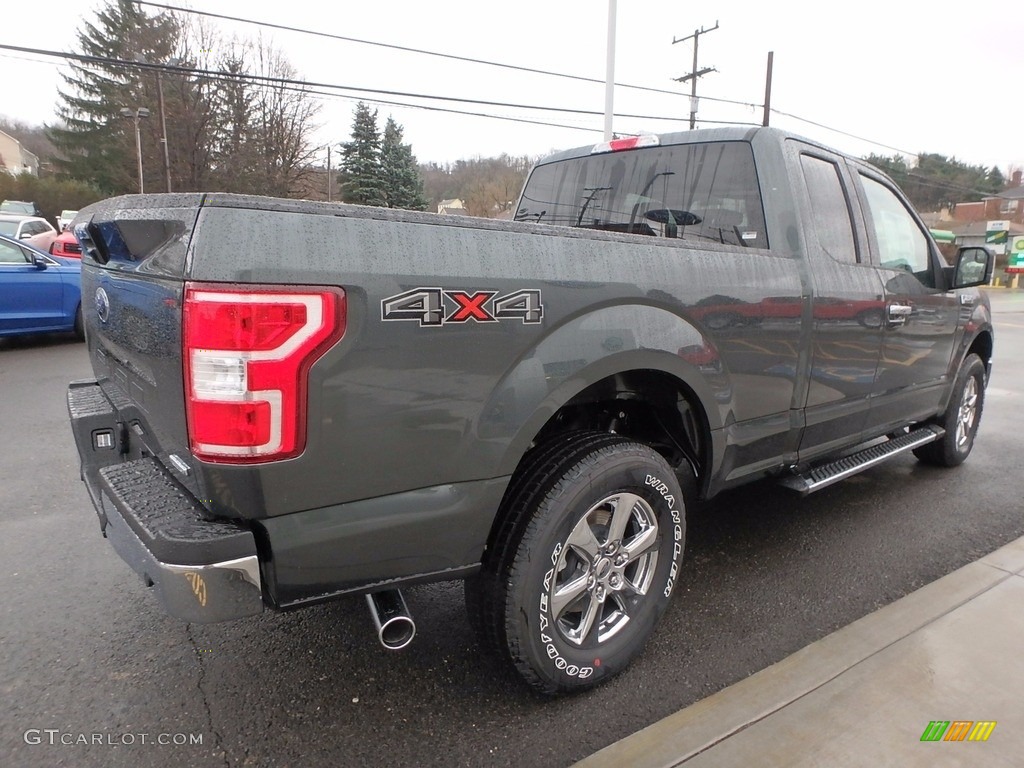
[549,492,660,646]
[956,376,979,450]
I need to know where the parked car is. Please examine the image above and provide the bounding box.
[50,228,82,259]
[57,209,79,231]
[0,214,58,252]
[0,200,42,216]
[0,233,83,339]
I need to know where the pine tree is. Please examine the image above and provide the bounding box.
[340,102,386,206]
[49,0,181,193]
[380,117,428,211]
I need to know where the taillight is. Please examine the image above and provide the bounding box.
[183,283,346,463]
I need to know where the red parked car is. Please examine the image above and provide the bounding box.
[49,229,82,259]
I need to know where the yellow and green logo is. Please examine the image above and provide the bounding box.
[920,721,996,742]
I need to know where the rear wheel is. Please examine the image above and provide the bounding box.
[913,353,986,467]
[469,432,688,694]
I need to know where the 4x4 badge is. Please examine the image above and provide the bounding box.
[381,288,543,327]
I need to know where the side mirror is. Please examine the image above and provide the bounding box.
[32,254,48,270]
[19,232,33,240]
[952,246,994,289]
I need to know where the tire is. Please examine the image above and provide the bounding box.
[465,431,615,655]
[471,431,688,695]
[913,353,986,467]
[73,304,85,340]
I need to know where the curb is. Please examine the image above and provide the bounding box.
[573,537,1024,768]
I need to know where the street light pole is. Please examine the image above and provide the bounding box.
[604,0,617,140]
[120,107,150,193]
[156,68,172,192]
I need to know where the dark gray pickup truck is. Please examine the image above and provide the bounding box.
[67,126,994,694]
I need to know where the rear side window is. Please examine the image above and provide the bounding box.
[799,155,858,263]
[516,141,767,248]
[0,241,29,263]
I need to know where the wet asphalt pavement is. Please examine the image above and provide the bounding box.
[2,291,1023,768]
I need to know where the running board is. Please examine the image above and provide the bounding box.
[779,426,945,495]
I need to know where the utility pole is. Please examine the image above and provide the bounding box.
[672,21,719,129]
[326,145,332,202]
[763,51,774,127]
[136,55,173,192]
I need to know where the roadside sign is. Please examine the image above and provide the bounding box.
[986,220,1009,255]
[1008,235,1024,274]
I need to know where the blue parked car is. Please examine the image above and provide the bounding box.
[0,233,83,340]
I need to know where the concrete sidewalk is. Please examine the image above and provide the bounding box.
[575,537,1024,767]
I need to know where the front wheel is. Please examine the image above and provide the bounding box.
[913,353,986,467]
[476,432,688,694]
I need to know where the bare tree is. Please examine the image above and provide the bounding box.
[211,36,320,197]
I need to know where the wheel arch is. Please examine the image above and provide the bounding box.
[966,328,993,375]
[494,349,721,483]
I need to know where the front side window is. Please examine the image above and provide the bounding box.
[516,141,768,248]
[859,174,934,287]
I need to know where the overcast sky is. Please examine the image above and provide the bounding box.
[2,0,1023,176]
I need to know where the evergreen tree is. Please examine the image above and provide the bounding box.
[49,0,181,193]
[380,118,428,211]
[340,102,386,206]
[866,152,1004,211]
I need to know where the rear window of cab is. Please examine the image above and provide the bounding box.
[515,141,767,249]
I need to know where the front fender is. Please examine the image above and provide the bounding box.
[478,304,731,477]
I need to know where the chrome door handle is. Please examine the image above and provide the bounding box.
[887,303,913,325]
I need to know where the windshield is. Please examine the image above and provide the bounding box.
[0,222,18,236]
[515,141,767,248]
[1,202,33,214]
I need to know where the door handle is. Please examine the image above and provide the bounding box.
[887,303,913,325]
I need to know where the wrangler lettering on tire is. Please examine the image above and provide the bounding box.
[470,431,688,694]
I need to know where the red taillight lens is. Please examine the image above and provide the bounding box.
[183,284,346,463]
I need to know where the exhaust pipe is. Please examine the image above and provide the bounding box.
[365,589,415,650]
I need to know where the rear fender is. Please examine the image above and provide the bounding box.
[482,304,729,477]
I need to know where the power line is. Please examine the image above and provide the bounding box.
[769,107,919,158]
[8,43,995,191]
[879,170,1010,201]
[135,0,759,110]
[0,43,702,125]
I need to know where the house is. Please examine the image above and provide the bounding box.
[437,198,467,216]
[949,170,1024,225]
[0,129,39,176]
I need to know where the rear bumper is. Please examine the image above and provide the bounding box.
[67,379,263,623]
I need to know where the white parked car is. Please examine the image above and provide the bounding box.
[0,214,58,252]
[57,209,79,231]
